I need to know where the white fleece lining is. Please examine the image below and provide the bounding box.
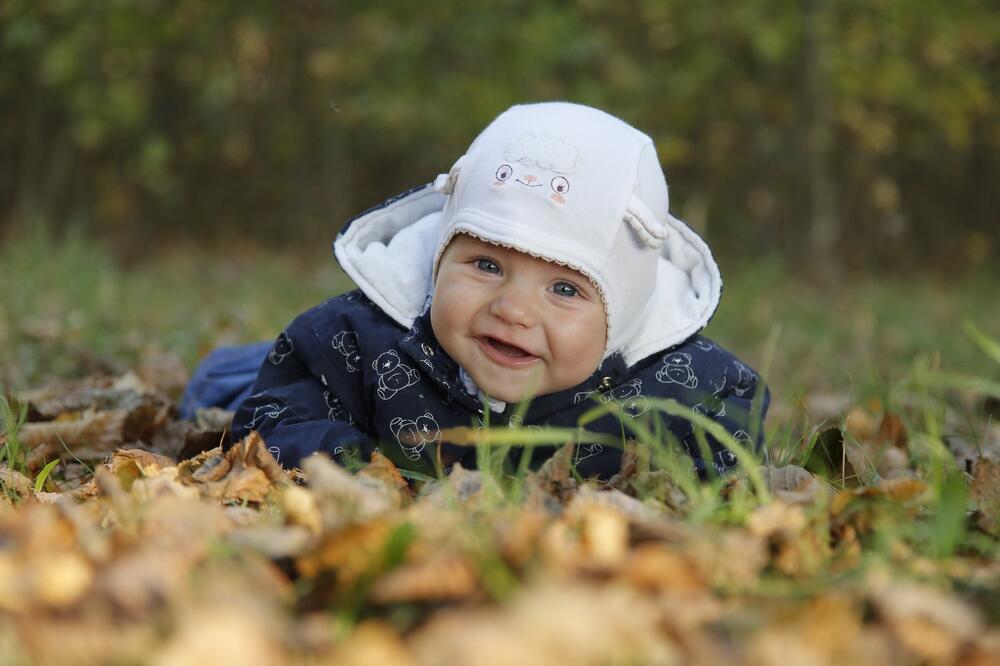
[333,186,721,368]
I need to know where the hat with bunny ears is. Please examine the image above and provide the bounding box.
[431,102,722,362]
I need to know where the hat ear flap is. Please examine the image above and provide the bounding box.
[433,156,465,195]
[624,195,670,248]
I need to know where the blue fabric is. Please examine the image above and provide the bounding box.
[194,289,771,480]
[179,341,272,420]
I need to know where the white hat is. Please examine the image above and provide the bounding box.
[431,102,721,360]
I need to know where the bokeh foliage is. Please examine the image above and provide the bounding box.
[2,0,996,269]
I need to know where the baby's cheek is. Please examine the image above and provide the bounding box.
[552,317,606,382]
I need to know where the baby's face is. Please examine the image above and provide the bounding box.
[431,234,607,403]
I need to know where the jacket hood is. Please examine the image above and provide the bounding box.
[333,184,722,367]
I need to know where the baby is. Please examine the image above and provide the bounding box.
[186,102,769,478]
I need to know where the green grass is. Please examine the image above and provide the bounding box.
[2,224,997,444]
[0,224,354,389]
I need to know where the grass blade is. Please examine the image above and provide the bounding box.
[963,321,1000,366]
[33,459,60,493]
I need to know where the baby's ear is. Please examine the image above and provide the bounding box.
[433,156,465,195]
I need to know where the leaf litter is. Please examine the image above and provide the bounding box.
[0,366,998,665]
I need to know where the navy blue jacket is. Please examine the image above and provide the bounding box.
[228,289,769,479]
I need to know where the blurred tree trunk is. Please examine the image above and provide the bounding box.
[800,0,840,282]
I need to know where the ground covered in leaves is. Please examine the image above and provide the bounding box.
[1,357,998,666]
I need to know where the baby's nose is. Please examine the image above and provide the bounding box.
[490,289,538,327]
[523,174,538,183]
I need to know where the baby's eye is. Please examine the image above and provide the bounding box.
[475,258,501,274]
[551,176,570,194]
[495,164,513,181]
[552,281,578,297]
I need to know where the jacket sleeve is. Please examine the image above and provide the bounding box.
[231,306,376,469]
[682,357,771,477]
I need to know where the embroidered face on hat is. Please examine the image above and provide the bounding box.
[492,132,579,204]
[432,102,675,358]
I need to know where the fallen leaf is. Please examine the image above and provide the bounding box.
[410,582,678,666]
[747,501,808,538]
[877,411,908,449]
[370,551,478,603]
[760,464,827,504]
[621,543,705,594]
[178,434,287,503]
[18,409,128,458]
[970,456,1000,534]
[0,466,32,496]
[873,580,984,663]
[322,621,417,666]
[358,452,413,508]
[523,442,577,506]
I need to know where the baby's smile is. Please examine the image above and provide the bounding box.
[476,335,540,367]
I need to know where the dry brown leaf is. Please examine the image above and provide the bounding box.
[0,466,32,496]
[845,405,880,442]
[523,442,577,506]
[748,594,894,666]
[370,551,478,603]
[226,525,314,559]
[579,505,629,567]
[686,528,768,589]
[419,463,501,510]
[108,448,177,489]
[567,486,681,542]
[875,446,911,479]
[152,597,288,666]
[18,409,128,457]
[607,439,646,490]
[760,464,827,504]
[621,543,705,594]
[494,507,550,568]
[296,518,396,581]
[748,501,831,577]
[410,582,678,666]
[358,452,413,508]
[831,477,929,517]
[282,484,322,536]
[12,615,159,666]
[302,453,399,526]
[320,621,417,666]
[25,440,61,474]
[178,434,287,503]
[746,501,808,539]
[16,376,114,419]
[877,412,909,449]
[873,580,984,663]
[970,457,1000,534]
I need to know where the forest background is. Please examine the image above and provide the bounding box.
[2,0,996,272]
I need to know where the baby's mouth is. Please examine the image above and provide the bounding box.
[487,337,530,357]
[480,336,535,359]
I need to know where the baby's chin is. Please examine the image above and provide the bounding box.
[476,381,538,405]
[466,370,544,404]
